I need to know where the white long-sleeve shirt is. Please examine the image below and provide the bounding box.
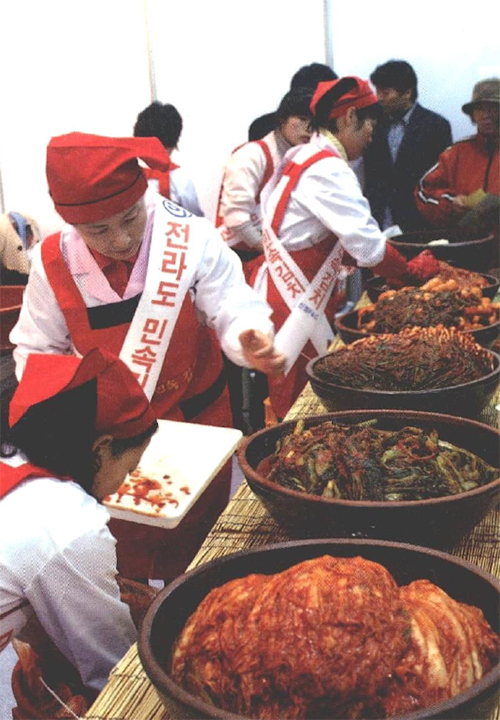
[263,132,387,267]
[0,466,136,692]
[10,191,274,378]
[218,129,291,247]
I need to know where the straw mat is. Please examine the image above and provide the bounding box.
[86,297,500,720]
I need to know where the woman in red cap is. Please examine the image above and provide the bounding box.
[0,348,158,716]
[253,76,410,419]
[10,132,285,580]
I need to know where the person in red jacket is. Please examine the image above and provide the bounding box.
[415,78,499,239]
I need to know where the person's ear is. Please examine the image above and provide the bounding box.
[92,434,113,454]
[345,107,357,128]
[91,434,113,472]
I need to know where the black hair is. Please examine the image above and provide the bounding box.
[134,101,183,149]
[110,425,158,457]
[3,379,158,493]
[275,87,314,126]
[370,60,418,101]
[290,63,338,90]
[248,112,277,141]
[311,77,382,132]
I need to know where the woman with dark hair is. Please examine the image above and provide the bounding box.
[216,87,314,431]
[10,132,284,580]
[256,77,411,419]
[133,101,204,216]
[216,87,314,281]
[0,347,158,716]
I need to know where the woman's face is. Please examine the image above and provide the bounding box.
[75,197,147,260]
[280,116,313,146]
[337,110,377,160]
[91,436,151,501]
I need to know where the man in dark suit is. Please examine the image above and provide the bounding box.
[363,60,452,231]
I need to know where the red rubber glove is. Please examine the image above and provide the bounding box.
[372,243,408,280]
[406,250,440,283]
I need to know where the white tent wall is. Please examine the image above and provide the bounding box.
[0,0,498,237]
[0,0,326,235]
[137,0,327,221]
[328,0,500,143]
[0,0,151,237]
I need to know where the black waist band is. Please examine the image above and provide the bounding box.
[179,368,227,421]
[87,294,142,329]
[234,247,262,263]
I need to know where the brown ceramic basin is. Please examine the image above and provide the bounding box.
[139,538,500,720]
[334,307,500,348]
[306,350,500,418]
[387,229,496,272]
[237,410,499,548]
[364,272,500,303]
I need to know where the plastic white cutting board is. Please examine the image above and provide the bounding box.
[103,419,242,528]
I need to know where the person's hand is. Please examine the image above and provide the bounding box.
[451,195,469,215]
[239,329,286,376]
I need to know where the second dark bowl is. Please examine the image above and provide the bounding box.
[387,229,496,272]
[306,349,500,418]
[364,273,500,303]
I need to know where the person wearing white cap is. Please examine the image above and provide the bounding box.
[415,78,499,236]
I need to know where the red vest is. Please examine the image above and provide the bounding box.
[0,461,55,499]
[257,148,344,418]
[41,235,230,425]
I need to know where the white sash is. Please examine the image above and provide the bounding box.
[120,197,204,399]
[260,147,344,375]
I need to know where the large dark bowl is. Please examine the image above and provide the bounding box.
[334,307,500,348]
[387,229,496,272]
[238,410,500,547]
[306,350,500,418]
[139,538,500,720]
[364,273,500,303]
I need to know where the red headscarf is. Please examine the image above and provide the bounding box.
[46,133,172,224]
[9,348,156,439]
[310,77,378,120]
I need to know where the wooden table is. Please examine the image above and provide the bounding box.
[85,332,500,720]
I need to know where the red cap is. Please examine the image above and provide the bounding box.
[311,77,378,120]
[46,132,172,224]
[9,348,156,439]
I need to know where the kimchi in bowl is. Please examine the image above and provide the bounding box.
[306,347,500,418]
[139,539,500,720]
[334,307,500,349]
[238,410,499,548]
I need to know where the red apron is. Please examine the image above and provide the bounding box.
[251,149,344,419]
[41,234,232,579]
[0,461,56,498]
